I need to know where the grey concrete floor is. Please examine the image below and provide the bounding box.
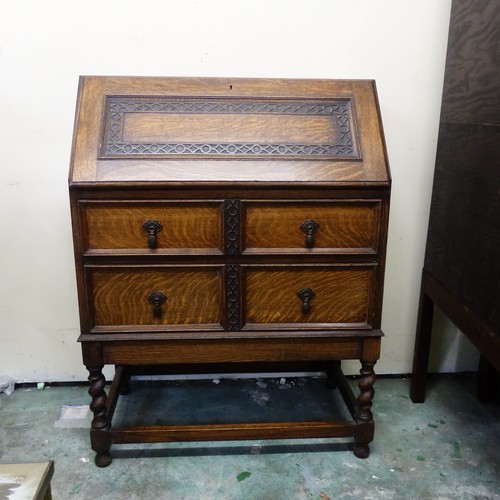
[1,374,499,499]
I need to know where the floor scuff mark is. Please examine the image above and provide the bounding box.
[54,404,90,428]
[300,466,329,499]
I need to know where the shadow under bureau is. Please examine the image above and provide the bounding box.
[69,76,391,467]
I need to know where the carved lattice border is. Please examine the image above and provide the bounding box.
[101,97,359,159]
[225,264,241,331]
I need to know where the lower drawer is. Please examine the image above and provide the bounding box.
[89,266,223,329]
[244,265,376,329]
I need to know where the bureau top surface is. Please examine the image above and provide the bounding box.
[69,76,390,186]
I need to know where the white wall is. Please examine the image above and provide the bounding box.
[1,0,469,383]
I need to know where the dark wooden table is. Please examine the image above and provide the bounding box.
[410,0,499,403]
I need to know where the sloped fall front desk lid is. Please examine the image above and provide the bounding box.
[69,76,390,186]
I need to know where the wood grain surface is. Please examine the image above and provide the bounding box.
[84,202,222,250]
[441,0,500,124]
[69,77,390,183]
[123,113,336,144]
[244,201,379,252]
[245,266,373,326]
[424,0,499,334]
[425,123,500,331]
[91,268,223,326]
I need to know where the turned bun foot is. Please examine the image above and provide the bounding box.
[95,452,112,468]
[353,443,370,459]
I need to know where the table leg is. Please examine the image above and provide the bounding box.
[87,365,112,467]
[410,272,435,403]
[477,355,498,403]
[354,360,376,458]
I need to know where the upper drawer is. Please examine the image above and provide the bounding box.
[81,201,223,254]
[243,201,381,254]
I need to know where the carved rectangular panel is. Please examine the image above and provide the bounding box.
[101,97,360,160]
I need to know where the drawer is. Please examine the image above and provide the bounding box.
[89,266,223,329]
[244,265,375,329]
[243,201,380,254]
[82,201,223,253]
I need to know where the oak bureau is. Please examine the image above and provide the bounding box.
[69,76,391,467]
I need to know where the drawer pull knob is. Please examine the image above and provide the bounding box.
[142,220,163,249]
[297,288,316,315]
[300,219,320,248]
[148,291,167,318]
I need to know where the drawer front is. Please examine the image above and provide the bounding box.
[243,201,380,253]
[83,202,223,252]
[244,266,375,328]
[90,267,223,328]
